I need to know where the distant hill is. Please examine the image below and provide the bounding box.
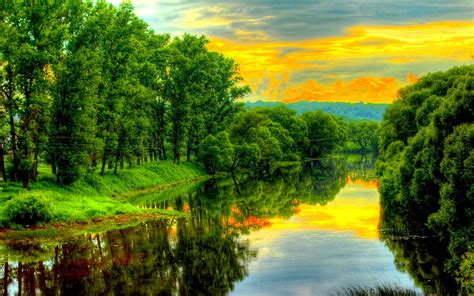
[245,100,390,121]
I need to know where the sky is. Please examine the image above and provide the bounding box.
[110,0,474,103]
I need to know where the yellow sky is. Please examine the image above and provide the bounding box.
[208,21,474,103]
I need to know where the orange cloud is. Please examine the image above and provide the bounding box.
[208,21,474,103]
[407,72,420,84]
[283,77,402,103]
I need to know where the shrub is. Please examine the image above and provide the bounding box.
[83,172,104,190]
[4,193,55,226]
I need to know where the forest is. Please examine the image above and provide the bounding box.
[246,100,389,121]
[376,65,473,293]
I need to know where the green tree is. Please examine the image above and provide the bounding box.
[49,2,101,184]
[302,110,340,158]
[348,120,380,153]
[377,65,474,291]
[198,132,233,174]
[165,34,208,164]
[1,1,67,187]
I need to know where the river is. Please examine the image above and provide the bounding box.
[0,155,441,295]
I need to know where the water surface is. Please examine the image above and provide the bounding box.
[0,156,441,295]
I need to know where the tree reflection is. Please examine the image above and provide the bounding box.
[380,210,459,294]
[0,219,252,295]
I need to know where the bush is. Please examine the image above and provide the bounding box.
[83,171,104,190]
[4,193,55,226]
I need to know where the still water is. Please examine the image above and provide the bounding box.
[0,156,444,295]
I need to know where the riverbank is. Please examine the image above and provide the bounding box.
[0,161,208,228]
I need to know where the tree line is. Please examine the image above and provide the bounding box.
[0,1,249,186]
[376,65,473,293]
[246,101,389,121]
[198,105,379,174]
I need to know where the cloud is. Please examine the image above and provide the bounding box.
[129,0,474,41]
[111,1,474,103]
[207,21,474,102]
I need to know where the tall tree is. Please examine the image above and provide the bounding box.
[1,1,67,187]
[302,110,340,158]
[165,34,208,164]
[50,2,101,184]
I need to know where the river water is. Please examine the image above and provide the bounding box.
[0,156,434,295]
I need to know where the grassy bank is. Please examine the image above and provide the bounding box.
[0,161,207,228]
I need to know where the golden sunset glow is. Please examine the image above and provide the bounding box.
[345,176,379,188]
[253,183,381,240]
[208,21,474,103]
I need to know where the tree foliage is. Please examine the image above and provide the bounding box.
[198,106,346,174]
[0,1,248,185]
[376,65,473,291]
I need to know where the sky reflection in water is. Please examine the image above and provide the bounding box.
[232,179,418,295]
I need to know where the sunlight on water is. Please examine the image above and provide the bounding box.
[267,182,380,239]
[232,180,418,296]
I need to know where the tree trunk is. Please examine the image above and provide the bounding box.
[113,150,120,175]
[3,260,8,296]
[18,262,22,296]
[23,172,30,188]
[32,135,39,181]
[51,157,57,175]
[8,110,18,181]
[100,133,111,176]
[100,154,107,176]
[0,143,5,182]
[162,144,167,160]
[186,140,191,162]
[38,262,47,295]
[5,68,18,181]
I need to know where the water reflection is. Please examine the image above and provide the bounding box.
[1,220,253,295]
[380,210,459,294]
[0,155,447,295]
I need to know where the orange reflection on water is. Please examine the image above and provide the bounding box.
[345,176,379,188]
[267,183,380,239]
[226,216,273,229]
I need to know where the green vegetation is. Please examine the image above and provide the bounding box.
[5,193,55,226]
[246,100,389,121]
[335,284,420,296]
[0,1,382,227]
[377,65,473,293]
[345,120,380,154]
[197,105,377,174]
[0,1,248,188]
[0,161,205,227]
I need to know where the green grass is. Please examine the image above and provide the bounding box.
[335,283,421,296]
[0,160,207,227]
